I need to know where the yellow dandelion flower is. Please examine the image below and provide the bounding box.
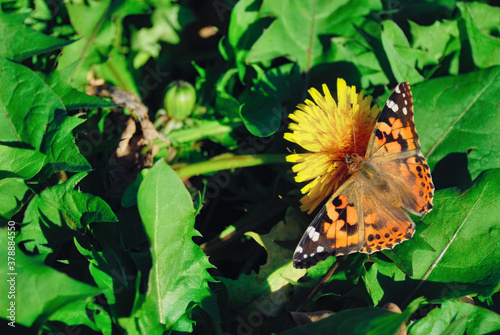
[284,78,380,213]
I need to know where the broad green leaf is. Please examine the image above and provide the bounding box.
[280,297,424,335]
[328,33,389,88]
[19,172,118,254]
[386,169,500,298]
[129,160,215,333]
[409,300,500,335]
[40,113,91,176]
[381,21,424,84]
[0,146,46,179]
[0,58,90,175]
[0,178,29,220]
[45,300,112,335]
[0,57,63,149]
[220,214,306,317]
[239,63,301,137]
[93,48,141,96]
[58,0,149,86]
[363,258,408,306]
[409,20,460,74]
[46,61,116,110]
[247,0,382,72]
[466,2,500,36]
[74,236,134,319]
[0,13,71,61]
[413,67,500,178]
[0,228,101,328]
[227,0,272,81]
[457,3,500,69]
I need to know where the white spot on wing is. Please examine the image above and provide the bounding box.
[391,104,399,112]
[402,93,406,98]
[312,231,320,242]
[307,227,315,238]
[303,254,308,259]
[386,100,395,111]
[295,246,303,253]
[403,107,408,115]
[309,253,315,257]
[317,246,324,252]
[395,85,401,93]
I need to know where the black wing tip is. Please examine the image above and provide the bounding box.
[293,252,331,269]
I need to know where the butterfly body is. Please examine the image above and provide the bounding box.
[293,82,434,269]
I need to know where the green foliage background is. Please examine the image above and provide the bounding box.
[0,0,499,334]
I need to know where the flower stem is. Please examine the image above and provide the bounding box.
[174,154,288,179]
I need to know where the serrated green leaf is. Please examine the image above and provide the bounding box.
[409,20,460,72]
[413,67,500,178]
[40,114,91,176]
[227,0,271,82]
[0,57,63,149]
[220,214,306,317]
[386,169,500,298]
[457,3,500,69]
[381,21,424,84]
[19,172,118,254]
[247,0,382,72]
[130,160,216,333]
[0,178,29,220]
[409,300,500,335]
[0,13,71,61]
[0,146,46,179]
[46,61,116,110]
[45,300,112,335]
[0,58,90,175]
[0,228,101,328]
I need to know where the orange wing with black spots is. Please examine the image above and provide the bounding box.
[293,82,434,269]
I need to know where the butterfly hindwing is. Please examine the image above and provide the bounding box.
[293,179,361,268]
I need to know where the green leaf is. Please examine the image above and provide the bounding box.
[0,58,90,175]
[0,228,101,328]
[19,172,118,254]
[0,57,64,150]
[40,113,91,176]
[0,13,71,61]
[0,146,46,179]
[381,21,424,84]
[0,178,29,221]
[363,258,408,306]
[128,160,216,333]
[220,214,307,317]
[58,0,149,86]
[46,61,116,110]
[131,2,195,67]
[386,169,500,298]
[227,0,271,81]
[413,67,500,178]
[409,300,500,335]
[466,2,500,36]
[240,63,301,137]
[46,300,112,335]
[247,0,382,72]
[280,297,424,335]
[409,20,460,73]
[457,3,500,69]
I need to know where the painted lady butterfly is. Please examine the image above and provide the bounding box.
[293,82,434,269]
